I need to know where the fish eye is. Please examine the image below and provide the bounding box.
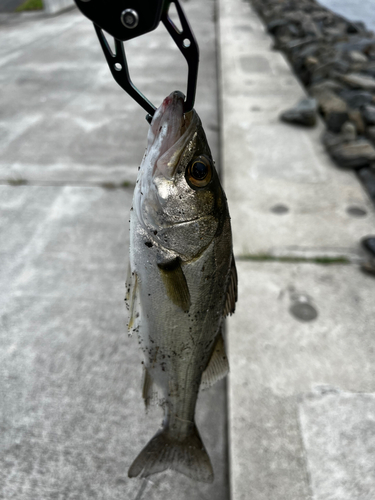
[186,155,213,189]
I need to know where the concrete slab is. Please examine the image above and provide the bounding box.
[299,389,375,500]
[0,1,229,497]
[226,260,375,500]
[219,0,375,260]
[0,185,228,499]
[219,6,375,499]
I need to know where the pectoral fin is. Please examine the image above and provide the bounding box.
[157,256,191,312]
[223,254,238,317]
[201,333,229,390]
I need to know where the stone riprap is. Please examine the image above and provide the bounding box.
[249,0,375,202]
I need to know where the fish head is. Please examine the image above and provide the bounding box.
[135,91,227,259]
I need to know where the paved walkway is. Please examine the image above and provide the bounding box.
[1,1,375,499]
[219,0,375,499]
[0,3,228,500]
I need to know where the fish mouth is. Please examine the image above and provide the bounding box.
[148,91,197,180]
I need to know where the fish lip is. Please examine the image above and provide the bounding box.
[160,91,185,115]
[148,91,196,180]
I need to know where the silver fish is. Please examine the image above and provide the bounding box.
[125,91,237,483]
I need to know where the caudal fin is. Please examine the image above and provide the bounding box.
[128,424,214,483]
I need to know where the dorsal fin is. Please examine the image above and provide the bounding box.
[157,256,191,312]
[200,333,229,390]
[223,254,237,317]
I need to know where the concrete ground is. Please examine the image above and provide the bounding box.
[219,0,375,499]
[1,1,375,500]
[0,3,228,500]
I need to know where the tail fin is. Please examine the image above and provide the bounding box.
[128,424,214,483]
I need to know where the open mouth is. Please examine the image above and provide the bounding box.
[148,91,196,180]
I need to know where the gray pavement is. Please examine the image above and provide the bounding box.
[219,0,375,498]
[0,2,228,500]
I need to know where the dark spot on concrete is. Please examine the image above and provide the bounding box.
[347,206,367,217]
[145,241,153,248]
[116,478,127,485]
[271,204,289,214]
[289,302,318,322]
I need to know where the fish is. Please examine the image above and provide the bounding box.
[125,90,237,483]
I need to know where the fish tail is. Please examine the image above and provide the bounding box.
[128,423,214,483]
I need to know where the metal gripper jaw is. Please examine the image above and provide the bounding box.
[73,0,199,122]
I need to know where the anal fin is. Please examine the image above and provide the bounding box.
[200,332,229,390]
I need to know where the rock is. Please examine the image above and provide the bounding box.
[362,105,375,125]
[280,97,317,126]
[311,87,348,133]
[361,236,375,257]
[298,42,319,59]
[309,80,344,94]
[348,50,368,63]
[335,38,375,54]
[366,126,375,142]
[301,19,321,39]
[305,56,319,69]
[360,259,375,276]
[339,90,373,109]
[324,26,347,40]
[322,130,346,150]
[347,21,367,35]
[358,167,375,202]
[348,108,366,134]
[341,121,357,141]
[266,18,288,34]
[329,139,375,168]
[338,72,375,91]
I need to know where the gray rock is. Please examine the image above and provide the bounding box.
[366,126,375,142]
[311,87,348,132]
[362,104,375,125]
[322,130,346,150]
[267,18,288,34]
[329,139,375,168]
[341,121,357,141]
[339,90,373,109]
[280,97,317,126]
[358,167,375,203]
[346,21,367,35]
[309,79,344,94]
[326,111,349,134]
[339,72,375,91]
[361,236,375,257]
[360,258,375,276]
[348,50,368,63]
[335,37,375,54]
[348,108,366,134]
